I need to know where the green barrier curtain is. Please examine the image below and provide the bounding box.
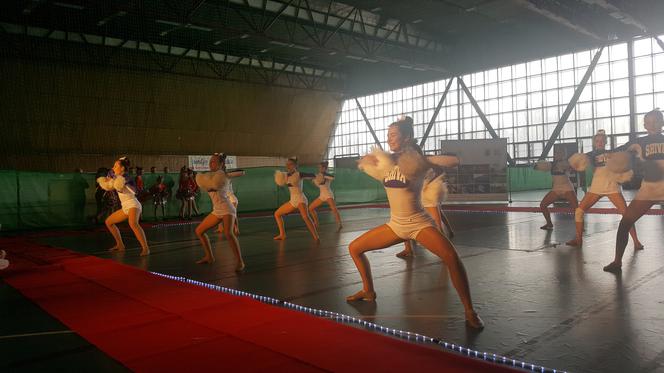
[0,167,388,231]
[2,166,582,231]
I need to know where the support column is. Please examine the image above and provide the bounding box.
[628,40,637,140]
[355,98,383,150]
[419,78,454,148]
[538,46,604,160]
[458,77,515,166]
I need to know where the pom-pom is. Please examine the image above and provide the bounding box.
[97,176,114,191]
[428,155,460,168]
[358,147,395,181]
[606,152,632,173]
[422,174,448,203]
[0,258,8,270]
[196,171,227,190]
[0,249,5,260]
[534,161,552,172]
[397,149,430,180]
[113,175,127,192]
[614,170,634,184]
[274,171,288,186]
[569,153,589,171]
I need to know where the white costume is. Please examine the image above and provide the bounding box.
[97,174,142,215]
[196,171,234,217]
[275,171,314,208]
[536,160,574,195]
[313,172,335,201]
[226,179,238,206]
[359,148,437,240]
[421,169,448,208]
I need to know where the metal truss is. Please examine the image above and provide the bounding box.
[0,22,345,92]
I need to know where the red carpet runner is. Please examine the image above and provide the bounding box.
[0,238,520,373]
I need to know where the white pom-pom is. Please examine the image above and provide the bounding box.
[534,161,552,172]
[0,249,5,260]
[314,173,325,185]
[428,155,459,168]
[274,171,288,186]
[397,149,430,180]
[422,174,448,203]
[569,153,589,171]
[97,177,114,191]
[196,171,227,190]
[0,258,9,270]
[113,175,127,191]
[358,147,395,181]
[607,152,632,173]
[614,170,634,184]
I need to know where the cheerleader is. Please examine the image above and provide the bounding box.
[149,176,169,220]
[97,157,150,256]
[308,161,343,231]
[566,130,643,249]
[194,153,245,269]
[604,109,664,272]
[347,116,483,329]
[273,157,319,241]
[177,168,198,220]
[535,147,578,230]
[0,250,8,270]
[217,161,244,237]
[396,168,455,258]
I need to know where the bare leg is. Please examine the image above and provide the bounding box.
[222,214,245,271]
[308,198,324,228]
[127,208,150,256]
[425,206,444,232]
[396,240,414,258]
[195,214,222,264]
[179,198,185,219]
[567,192,602,247]
[604,200,654,272]
[105,209,128,251]
[539,191,560,229]
[439,206,455,238]
[347,225,403,300]
[232,202,240,236]
[326,198,343,230]
[298,203,319,241]
[415,227,483,329]
[273,202,297,240]
[607,193,643,250]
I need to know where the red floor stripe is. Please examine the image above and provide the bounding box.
[0,238,520,373]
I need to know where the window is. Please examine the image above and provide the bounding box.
[326,36,664,164]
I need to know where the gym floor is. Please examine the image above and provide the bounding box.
[2,190,664,373]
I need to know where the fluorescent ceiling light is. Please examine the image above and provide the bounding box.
[53,2,85,10]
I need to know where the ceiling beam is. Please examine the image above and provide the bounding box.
[514,0,605,42]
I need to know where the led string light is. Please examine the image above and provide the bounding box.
[151,272,564,373]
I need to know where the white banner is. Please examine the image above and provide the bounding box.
[188,155,237,171]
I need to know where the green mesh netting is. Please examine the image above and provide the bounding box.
[1,166,565,231]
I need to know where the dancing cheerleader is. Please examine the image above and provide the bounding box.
[97,157,150,256]
[194,153,245,269]
[535,147,578,230]
[347,116,483,329]
[604,109,664,272]
[149,176,169,220]
[273,157,319,241]
[308,161,343,231]
[396,167,454,258]
[566,130,643,249]
[0,250,8,270]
